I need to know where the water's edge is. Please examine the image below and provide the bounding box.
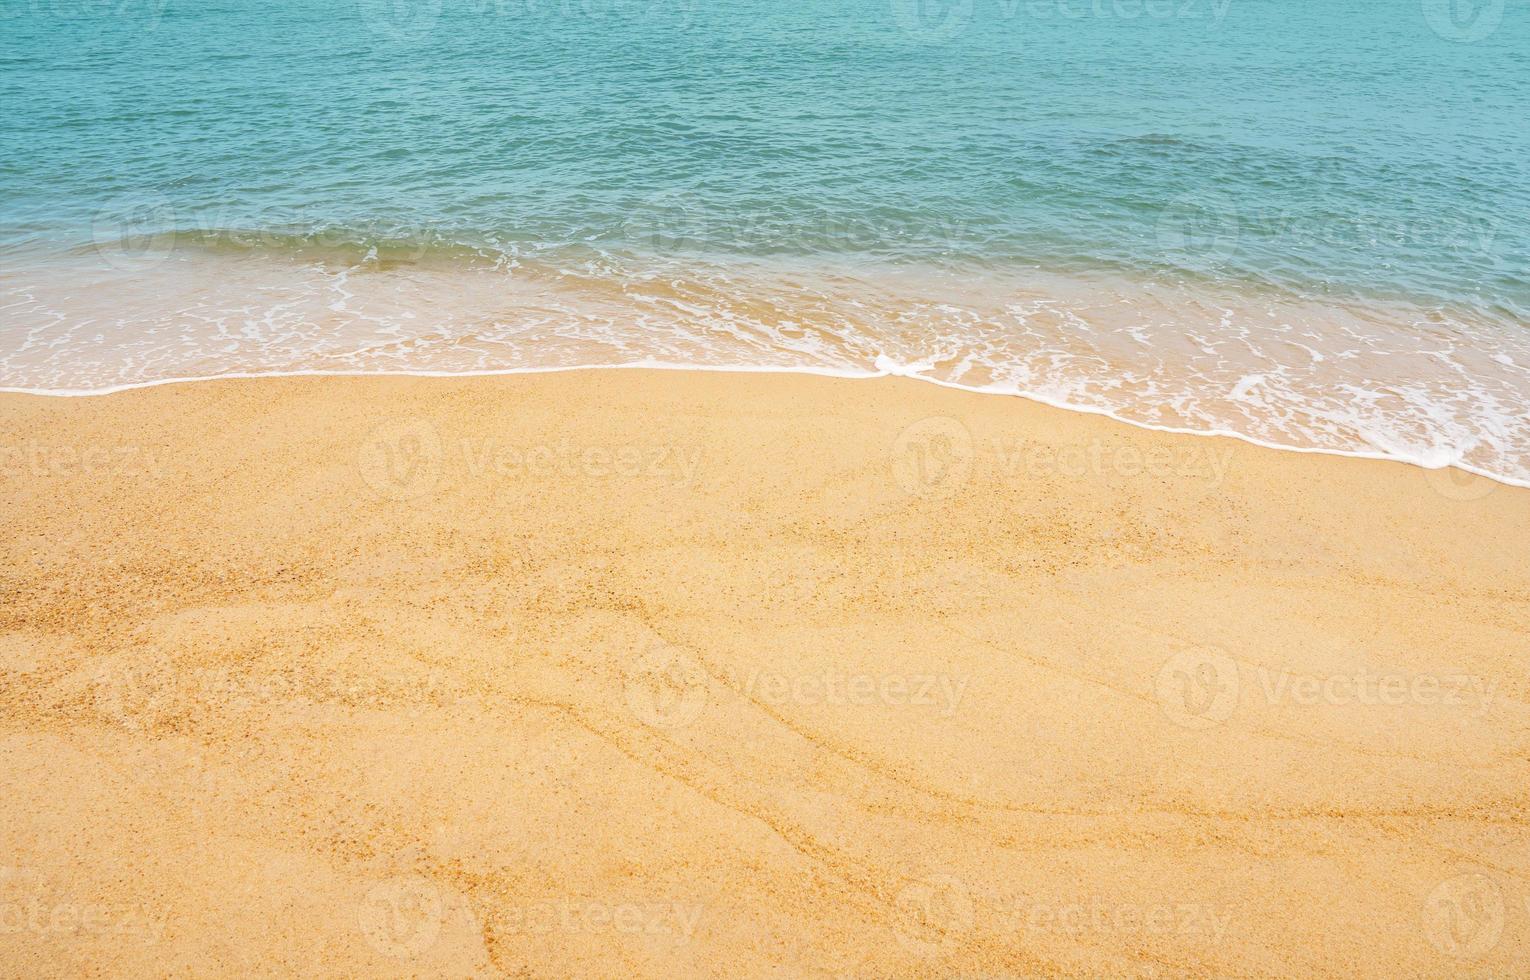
[4,360,1522,491]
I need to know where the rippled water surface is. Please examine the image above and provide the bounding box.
[2,0,1529,480]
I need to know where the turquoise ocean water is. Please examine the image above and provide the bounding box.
[2,0,1528,481]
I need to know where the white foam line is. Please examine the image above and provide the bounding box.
[1,359,1526,490]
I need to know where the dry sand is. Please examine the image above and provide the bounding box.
[1,370,1527,977]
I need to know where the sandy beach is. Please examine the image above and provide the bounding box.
[1,369,1527,977]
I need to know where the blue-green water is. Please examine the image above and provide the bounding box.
[2,0,1529,481]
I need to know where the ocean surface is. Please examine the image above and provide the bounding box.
[2,0,1529,482]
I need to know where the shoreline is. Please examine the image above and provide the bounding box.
[2,369,1527,975]
[3,360,1526,492]
[7,243,1530,488]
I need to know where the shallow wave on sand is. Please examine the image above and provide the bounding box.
[4,241,1529,488]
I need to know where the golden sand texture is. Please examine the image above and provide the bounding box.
[0,370,1527,977]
